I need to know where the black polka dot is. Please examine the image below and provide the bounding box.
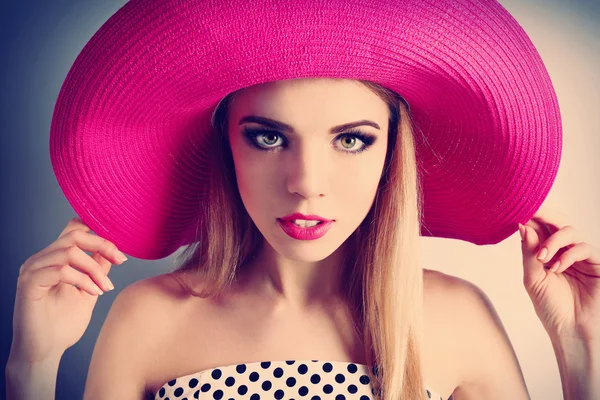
[298,386,309,396]
[426,389,432,398]
[158,361,384,399]
[298,364,308,374]
[310,374,321,384]
[201,383,211,392]
[212,389,223,399]
[236,364,246,374]
[238,385,248,395]
[262,380,272,391]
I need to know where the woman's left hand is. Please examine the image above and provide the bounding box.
[520,204,600,343]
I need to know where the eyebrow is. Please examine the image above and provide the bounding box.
[238,115,381,134]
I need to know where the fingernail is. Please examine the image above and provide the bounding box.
[116,251,128,263]
[94,283,104,296]
[537,247,548,261]
[104,275,115,291]
[550,261,561,272]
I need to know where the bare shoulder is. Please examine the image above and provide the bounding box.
[422,268,530,400]
[83,272,195,399]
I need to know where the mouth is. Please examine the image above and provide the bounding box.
[277,213,333,224]
[276,218,334,240]
[285,219,324,228]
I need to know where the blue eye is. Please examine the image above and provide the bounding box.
[242,127,377,155]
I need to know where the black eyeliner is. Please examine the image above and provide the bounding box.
[241,127,377,154]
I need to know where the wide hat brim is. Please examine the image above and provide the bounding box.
[50,0,561,260]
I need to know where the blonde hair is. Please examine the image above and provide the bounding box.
[169,79,427,400]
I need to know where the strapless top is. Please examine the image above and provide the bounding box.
[154,360,444,399]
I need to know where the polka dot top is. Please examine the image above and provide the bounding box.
[153,360,444,400]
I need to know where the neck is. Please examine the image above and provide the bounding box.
[239,239,352,312]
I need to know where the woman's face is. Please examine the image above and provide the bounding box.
[227,78,390,262]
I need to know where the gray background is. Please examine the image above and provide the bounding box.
[2,1,599,399]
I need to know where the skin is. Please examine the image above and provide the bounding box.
[75,78,525,399]
[14,80,598,400]
[226,77,390,312]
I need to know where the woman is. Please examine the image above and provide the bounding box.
[6,1,600,399]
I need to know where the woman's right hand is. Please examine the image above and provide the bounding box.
[8,217,127,366]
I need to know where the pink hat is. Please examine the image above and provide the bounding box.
[50,0,561,260]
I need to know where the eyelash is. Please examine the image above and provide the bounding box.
[242,127,377,155]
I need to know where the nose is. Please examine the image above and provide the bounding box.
[286,141,328,199]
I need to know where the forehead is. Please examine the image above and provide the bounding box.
[228,78,390,131]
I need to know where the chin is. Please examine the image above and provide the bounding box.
[274,246,336,263]
[271,229,350,263]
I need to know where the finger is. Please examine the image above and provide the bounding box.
[39,228,127,266]
[58,216,92,239]
[91,251,114,279]
[530,204,570,233]
[535,225,579,265]
[31,264,105,297]
[27,246,115,292]
[520,223,546,286]
[550,242,600,275]
[74,251,114,290]
[524,219,550,247]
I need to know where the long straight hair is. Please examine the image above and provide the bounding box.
[169,79,427,399]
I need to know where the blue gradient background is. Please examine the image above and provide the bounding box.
[2,1,599,399]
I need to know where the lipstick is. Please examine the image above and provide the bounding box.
[277,212,334,240]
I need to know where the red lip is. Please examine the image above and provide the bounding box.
[277,219,334,240]
[278,212,333,222]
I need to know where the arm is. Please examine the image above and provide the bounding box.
[5,353,62,400]
[550,335,600,400]
[82,279,155,399]
[447,277,531,400]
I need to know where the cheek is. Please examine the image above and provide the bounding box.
[334,152,386,227]
[338,160,383,209]
[231,149,274,215]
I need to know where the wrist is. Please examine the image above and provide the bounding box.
[6,353,62,400]
[550,335,600,400]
